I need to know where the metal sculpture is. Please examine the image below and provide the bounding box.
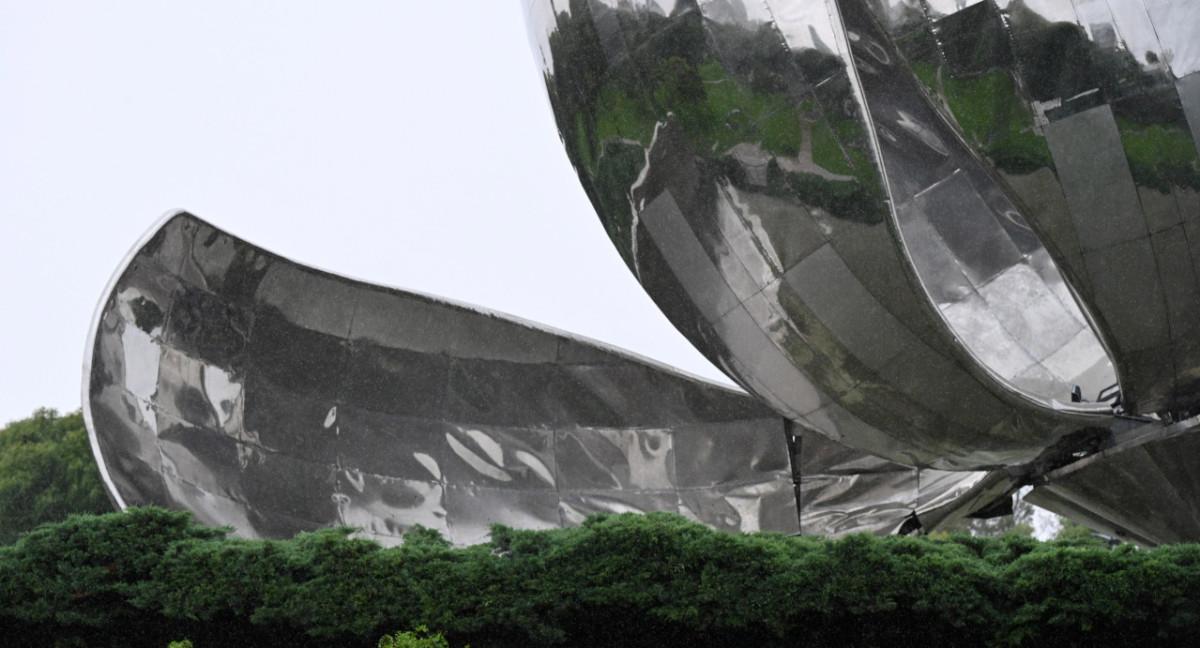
[84,213,997,543]
[83,1,1200,545]
[522,0,1200,540]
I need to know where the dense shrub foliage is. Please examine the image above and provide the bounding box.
[0,409,111,543]
[1,509,1199,647]
[376,627,453,648]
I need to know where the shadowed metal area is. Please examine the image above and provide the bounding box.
[84,212,995,544]
[1027,417,1200,546]
[794,427,1005,535]
[523,0,1132,470]
[868,0,1200,416]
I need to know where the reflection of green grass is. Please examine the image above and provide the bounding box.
[1117,118,1200,192]
[759,109,803,156]
[939,69,1052,174]
[813,117,879,194]
[697,60,803,155]
[812,121,852,175]
[943,71,1011,140]
[580,54,885,224]
[776,165,883,224]
[987,129,1053,175]
[583,58,801,158]
[584,59,811,161]
[911,61,1052,174]
[574,113,593,167]
[913,61,937,90]
[593,85,657,149]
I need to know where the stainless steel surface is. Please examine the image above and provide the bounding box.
[80,2,1200,544]
[84,212,993,544]
[1027,417,1200,546]
[875,0,1200,416]
[523,0,1153,470]
[793,425,994,535]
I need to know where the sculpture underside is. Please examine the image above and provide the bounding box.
[84,213,996,544]
[1028,421,1200,546]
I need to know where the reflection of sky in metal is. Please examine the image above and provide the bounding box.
[88,213,1008,544]
[766,0,839,53]
[86,213,806,545]
[1066,0,1170,73]
[992,0,1197,78]
[898,171,1118,404]
[1101,1,1164,67]
[592,0,679,14]
[523,0,1145,470]
[997,0,1077,23]
[880,0,1200,414]
[925,0,986,18]
[503,0,1200,543]
[834,1,1119,407]
[1146,0,1200,77]
[524,2,558,70]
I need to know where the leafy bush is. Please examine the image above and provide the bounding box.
[377,626,452,648]
[2,508,1200,647]
[0,409,111,543]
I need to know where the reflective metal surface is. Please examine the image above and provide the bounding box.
[84,212,995,543]
[523,0,1156,470]
[1028,417,1200,546]
[794,425,996,535]
[79,2,1200,544]
[874,0,1200,418]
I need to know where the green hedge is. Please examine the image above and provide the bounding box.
[2,509,1200,647]
[0,409,110,544]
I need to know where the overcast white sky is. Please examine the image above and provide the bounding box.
[0,1,733,425]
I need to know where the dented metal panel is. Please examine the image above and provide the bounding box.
[85,212,993,544]
[524,0,1129,470]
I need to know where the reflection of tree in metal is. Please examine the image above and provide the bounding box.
[83,1,1200,546]
[523,0,1200,542]
[884,0,1200,414]
[530,0,1120,469]
[85,213,997,545]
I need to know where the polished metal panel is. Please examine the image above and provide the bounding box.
[80,2,1200,543]
[881,0,1200,415]
[84,212,995,544]
[794,427,992,535]
[1027,418,1200,546]
[523,0,1133,470]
